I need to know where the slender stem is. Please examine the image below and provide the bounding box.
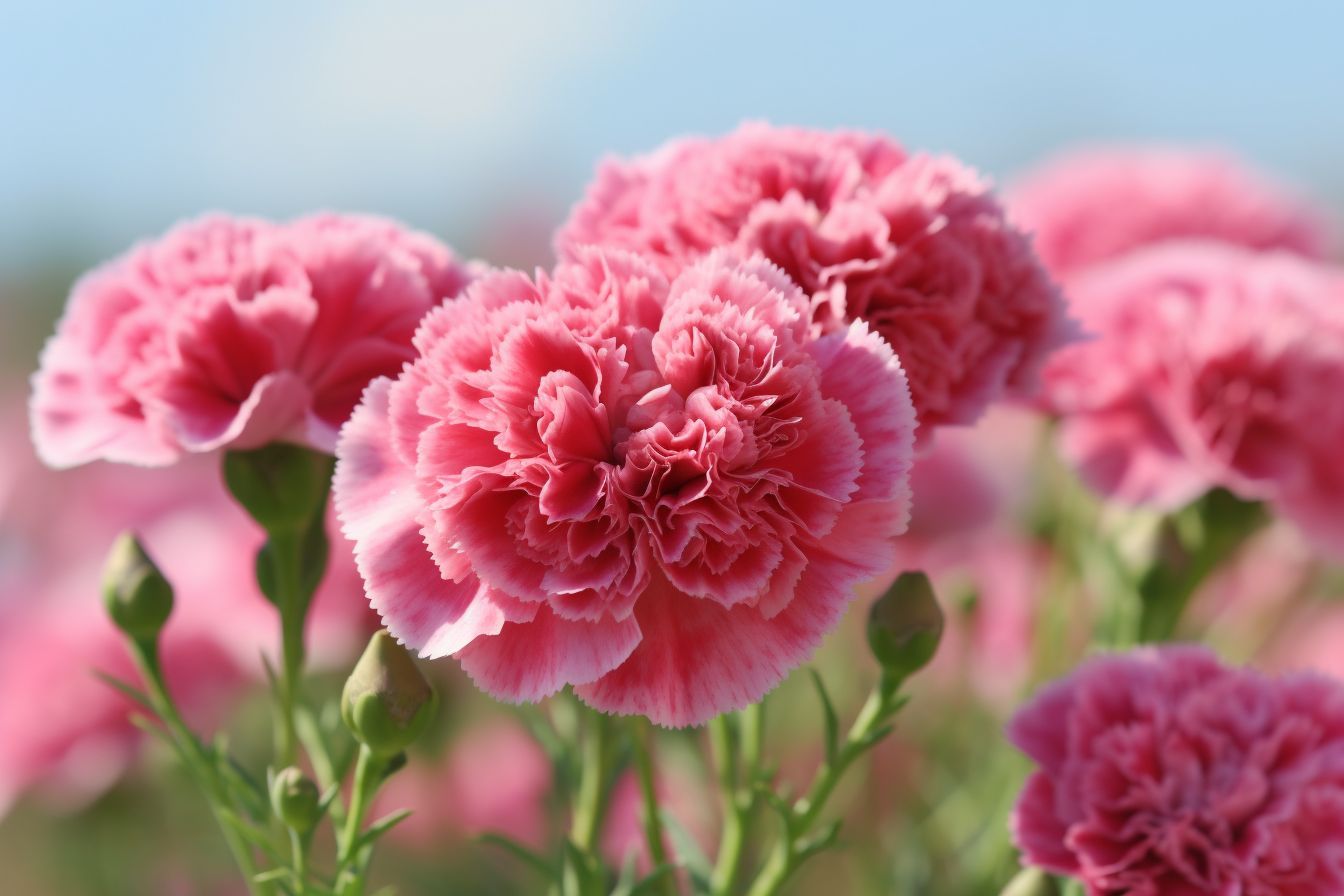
[339,747,382,862]
[289,829,309,896]
[709,715,745,895]
[130,640,267,896]
[267,531,307,767]
[571,710,612,852]
[629,720,673,893]
[336,746,385,896]
[745,672,902,896]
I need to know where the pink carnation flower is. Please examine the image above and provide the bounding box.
[1007,146,1334,279]
[334,248,916,726]
[31,213,473,468]
[555,123,1071,435]
[1009,646,1344,895]
[1042,242,1344,553]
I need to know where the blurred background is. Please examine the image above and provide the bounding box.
[3,3,1343,894]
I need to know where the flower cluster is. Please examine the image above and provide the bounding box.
[333,248,916,726]
[31,214,473,468]
[1039,242,1344,551]
[557,123,1072,434]
[1010,646,1344,895]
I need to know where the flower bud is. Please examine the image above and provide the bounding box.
[270,766,321,834]
[341,631,437,757]
[997,868,1060,896]
[866,571,943,680]
[223,443,334,534]
[102,533,173,644]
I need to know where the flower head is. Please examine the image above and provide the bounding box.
[556,123,1070,434]
[1041,241,1344,553]
[1007,146,1334,278]
[31,213,473,468]
[1009,646,1344,895]
[334,248,916,726]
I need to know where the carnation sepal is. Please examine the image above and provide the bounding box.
[269,766,321,835]
[223,443,335,536]
[1136,488,1266,641]
[340,631,438,758]
[865,571,944,684]
[101,532,174,646]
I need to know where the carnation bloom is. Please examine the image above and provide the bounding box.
[555,123,1070,434]
[1041,242,1344,553]
[334,248,916,726]
[1007,146,1333,279]
[31,213,473,468]
[1009,646,1344,895]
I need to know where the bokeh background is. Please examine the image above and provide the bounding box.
[3,3,1343,894]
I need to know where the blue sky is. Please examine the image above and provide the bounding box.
[3,1,1342,271]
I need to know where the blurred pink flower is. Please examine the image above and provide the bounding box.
[1007,146,1333,279]
[1009,646,1344,895]
[556,123,1071,435]
[31,213,473,468]
[1041,242,1344,553]
[0,406,372,817]
[374,718,552,849]
[335,248,916,726]
[602,760,713,874]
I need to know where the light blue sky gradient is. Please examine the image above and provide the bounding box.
[3,1,1342,271]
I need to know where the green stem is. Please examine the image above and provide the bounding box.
[289,829,309,896]
[709,715,745,896]
[745,672,901,896]
[336,746,385,896]
[629,721,674,894]
[267,531,308,767]
[571,710,611,852]
[130,640,267,896]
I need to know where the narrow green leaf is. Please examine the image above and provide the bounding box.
[477,832,556,879]
[93,670,158,716]
[659,810,712,892]
[355,809,413,851]
[807,668,839,766]
[627,865,676,896]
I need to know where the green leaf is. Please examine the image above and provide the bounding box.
[477,832,556,879]
[807,668,839,766]
[797,819,843,859]
[217,807,283,863]
[355,809,413,851]
[660,810,712,893]
[562,838,601,896]
[93,669,159,716]
[757,783,796,839]
[623,865,675,896]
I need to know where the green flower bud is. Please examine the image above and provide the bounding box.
[341,631,437,757]
[102,533,173,644]
[997,868,1060,896]
[270,766,321,834]
[222,443,334,534]
[866,571,943,680]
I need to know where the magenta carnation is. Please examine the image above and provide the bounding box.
[1007,146,1333,278]
[555,123,1071,434]
[31,213,473,467]
[333,248,916,726]
[1009,646,1344,895]
[1041,242,1344,552]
